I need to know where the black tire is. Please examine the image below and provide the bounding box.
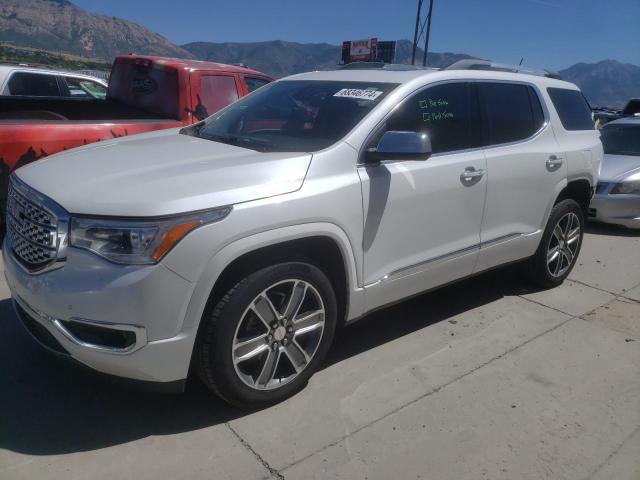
[524,199,584,288]
[195,262,337,408]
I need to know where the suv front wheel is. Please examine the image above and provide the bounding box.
[525,199,584,288]
[195,262,337,408]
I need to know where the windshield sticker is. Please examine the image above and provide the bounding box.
[333,88,383,101]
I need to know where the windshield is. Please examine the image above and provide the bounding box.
[601,124,640,156]
[189,80,398,152]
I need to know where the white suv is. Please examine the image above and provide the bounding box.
[0,65,107,99]
[3,64,602,407]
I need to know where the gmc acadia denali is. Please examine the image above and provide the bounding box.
[4,64,602,407]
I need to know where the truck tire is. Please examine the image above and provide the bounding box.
[195,262,337,408]
[524,199,584,288]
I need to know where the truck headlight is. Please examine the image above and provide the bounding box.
[69,206,232,264]
[610,173,640,195]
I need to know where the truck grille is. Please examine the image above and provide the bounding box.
[6,180,62,272]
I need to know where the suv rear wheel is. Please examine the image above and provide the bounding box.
[195,262,337,408]
[525,199,584,288]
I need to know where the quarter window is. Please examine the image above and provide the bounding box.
[547,87,595,131]
[385,82,480,154]
[6,72,61,96]
[245,77,270,93]
[479,82,545,146]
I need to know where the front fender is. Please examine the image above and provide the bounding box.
[176,222,364,337]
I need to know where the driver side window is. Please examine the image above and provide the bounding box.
[386,82,480,154]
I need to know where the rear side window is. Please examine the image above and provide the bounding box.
[386,82,481,154]
[64,77,107,99]
[479,82,545,146]
[6,72,61,96]
[197,75,239,120]
[547,87,595,131]
[245,77,270,93]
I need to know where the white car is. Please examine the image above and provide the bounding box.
[590,117,640,228]
[3,64,601,407]
[0,65,107,99]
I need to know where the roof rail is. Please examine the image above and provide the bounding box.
[446,59,561,79]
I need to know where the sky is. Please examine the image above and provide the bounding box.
[72,0,640,70]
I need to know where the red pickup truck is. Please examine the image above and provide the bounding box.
[0,54,272,225]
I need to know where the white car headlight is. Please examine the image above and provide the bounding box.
[69,206,231,264]
[610,172,640,195]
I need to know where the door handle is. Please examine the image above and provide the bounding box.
[460,167,484,183]
[546,155,564,169]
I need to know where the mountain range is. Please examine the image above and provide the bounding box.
[0,0,193,60]
[181,40,474,79]
[1,0,639,108]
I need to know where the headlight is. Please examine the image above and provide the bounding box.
[610,172,640,195]
[69,206,231,264]
[610,181,640,195]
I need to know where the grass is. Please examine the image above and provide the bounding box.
[0,42,110,72]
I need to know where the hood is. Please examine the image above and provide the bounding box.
[599,154,640,182]
[15,129,312,216]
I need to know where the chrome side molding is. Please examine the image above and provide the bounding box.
[367,231,540,287]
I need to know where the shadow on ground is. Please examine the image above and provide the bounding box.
[0,267,532,457]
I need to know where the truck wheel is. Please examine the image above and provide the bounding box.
[525,199,584,288]
[195,262,337,408]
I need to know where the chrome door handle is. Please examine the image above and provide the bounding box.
[546,155,564,169]
[460,167,484,182]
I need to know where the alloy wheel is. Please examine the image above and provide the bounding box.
[546,212,581,278]
[232,279,325,390]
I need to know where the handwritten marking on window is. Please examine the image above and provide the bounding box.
[419,97,453,122]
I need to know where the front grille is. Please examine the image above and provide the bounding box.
[6,181,59,271]
[6,211,55,247]
[8,183,54,225]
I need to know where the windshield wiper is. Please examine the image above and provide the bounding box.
[180,121,206,138]
[201,134,268,152]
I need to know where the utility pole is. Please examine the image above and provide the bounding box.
[422,0,434,66]
[411,0,423,65]
[411,0,434,67]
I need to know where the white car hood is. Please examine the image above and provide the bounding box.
[599,154,640,182]
[15,129,312,216]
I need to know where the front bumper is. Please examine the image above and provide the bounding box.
[3,238,198,383]
[589,193,640,229]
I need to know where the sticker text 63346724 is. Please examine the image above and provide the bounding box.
[333,88,383,101]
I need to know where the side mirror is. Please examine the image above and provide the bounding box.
[365,131,432,163]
